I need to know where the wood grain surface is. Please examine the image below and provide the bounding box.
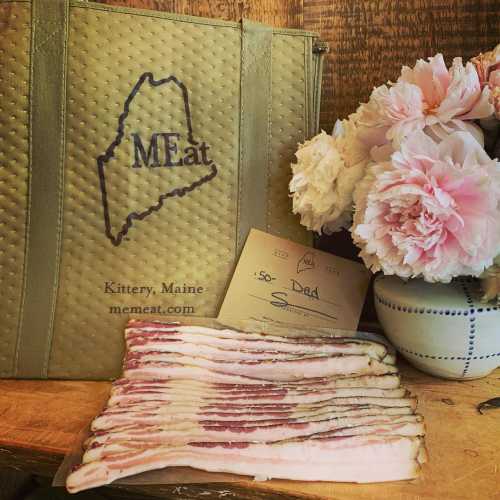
[1,365,499,499]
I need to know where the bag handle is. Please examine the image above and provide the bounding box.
[236,19,273,254]
[15,0,68,378]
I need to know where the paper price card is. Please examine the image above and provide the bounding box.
[218,229,371,330]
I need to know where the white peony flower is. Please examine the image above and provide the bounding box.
[290,115,370,234]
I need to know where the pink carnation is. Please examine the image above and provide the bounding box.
[357,54,494,148]
[352,131,500,282]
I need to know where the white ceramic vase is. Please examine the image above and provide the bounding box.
[374,275,500,380]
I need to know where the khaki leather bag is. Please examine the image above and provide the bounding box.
[0,0,326,379]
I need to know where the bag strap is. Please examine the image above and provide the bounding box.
[15,0,68,378]
[236,19,273,254]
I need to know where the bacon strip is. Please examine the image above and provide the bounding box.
[99,397,416,420]
[112,373,402,391]
[83,416,424,462]
[124,356,397,382]
[126,321,387,348]
[107,386,407,406]
[91,403,415,431]
[82,415,425,463]
[126,333,388,360]
[67,435,426,493]
[123,351,395,379]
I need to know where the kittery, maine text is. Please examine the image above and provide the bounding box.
[104,281,205,297]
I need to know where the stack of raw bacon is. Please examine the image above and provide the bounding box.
[66,320,426,493]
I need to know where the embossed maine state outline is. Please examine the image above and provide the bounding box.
[97,72,218,247]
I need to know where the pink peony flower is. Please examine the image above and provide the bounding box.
[352,131,500,282]
[357,54,494,149]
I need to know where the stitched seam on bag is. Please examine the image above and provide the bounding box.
[70,3,318,37]
[72,3,240,29]
[265,37,272,232]
[236,25,245,253]
[304,37,310,140]
[312,41,323,134]
[14,0,35,376]
[44,0,68,376]
[264,30,318,38]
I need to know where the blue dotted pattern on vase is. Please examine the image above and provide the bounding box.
[461,279,475,376]
[375,277,500,377]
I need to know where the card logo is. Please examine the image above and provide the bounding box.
[297,251,316,274]
[97,72,217,246]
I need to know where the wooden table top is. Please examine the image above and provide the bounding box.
[0,363,498,500]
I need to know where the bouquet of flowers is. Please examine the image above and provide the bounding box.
[290,44,500,300]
